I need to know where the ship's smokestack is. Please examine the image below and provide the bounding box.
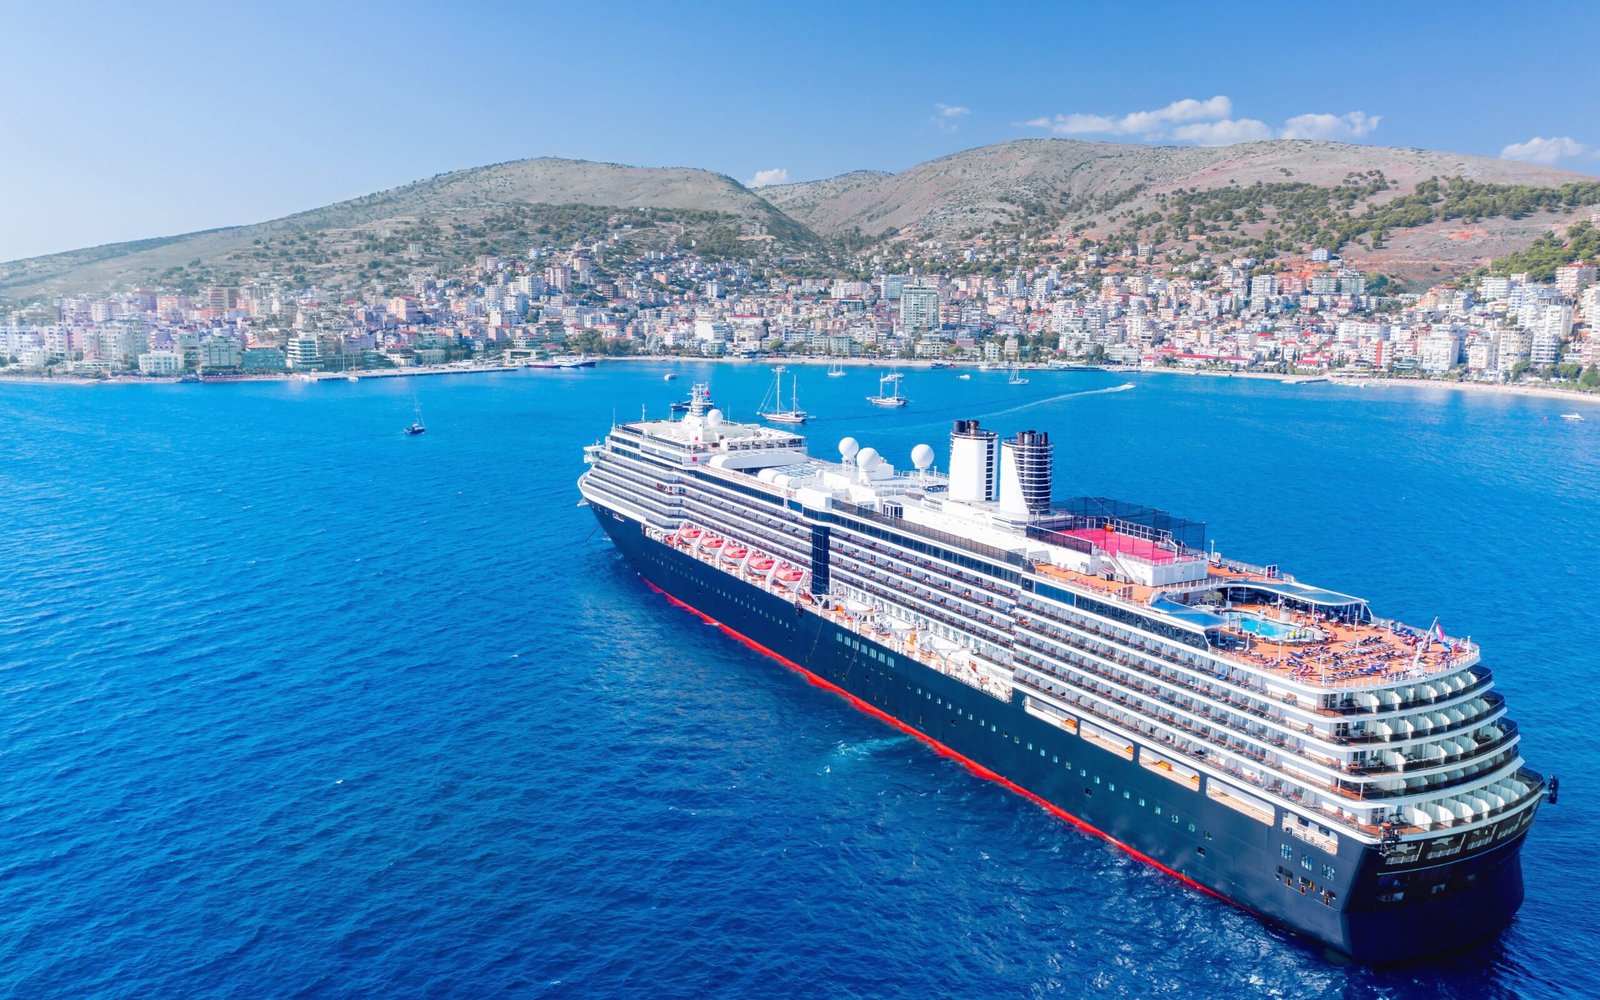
[998,429,1053,519]
[947,419,998,503]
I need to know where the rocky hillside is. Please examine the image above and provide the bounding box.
[0,158,818,299]
[5,140,1597,299]
[762,139,1594,240]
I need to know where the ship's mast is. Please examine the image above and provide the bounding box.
[688,382,712,417]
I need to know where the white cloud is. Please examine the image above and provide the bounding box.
[746,168,789,187]
[1499,136,1589,165]
[1115,96,1232,135]
[1281,111,1382,141]
[1021,97,1383,147]
[931,103,971,133]
[1170,118,1275,145]
[1025,96,1232,137]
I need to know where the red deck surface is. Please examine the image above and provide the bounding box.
[1064,527,1178,564]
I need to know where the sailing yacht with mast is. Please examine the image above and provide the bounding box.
[1009,366,1029,385]
[828,362,847,377]
[866,371,908,408]
[405,399,426,436]
[758,366,810,425]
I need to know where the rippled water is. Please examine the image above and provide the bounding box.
[0,366,1594,998]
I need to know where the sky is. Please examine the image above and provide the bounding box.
[2,0,1598,262]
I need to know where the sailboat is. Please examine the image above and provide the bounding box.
[758,366,809,424]
[827,362,847,378]
[405,398,426,436]
[866,371,908,408]
[1009,366,1029,385]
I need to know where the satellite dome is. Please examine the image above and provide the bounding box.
[839,436,860,462]
[706,408,724,427]
[856,447,882,471]
[911,443,935,471]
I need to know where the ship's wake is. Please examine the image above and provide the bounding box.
[833,735,911,760]
[978,381,1135,420]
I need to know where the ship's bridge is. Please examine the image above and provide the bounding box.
[630,404,808,471]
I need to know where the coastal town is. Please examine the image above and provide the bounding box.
[3,222,1599,394]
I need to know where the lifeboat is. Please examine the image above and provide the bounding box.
[680,527,701,540]
[704,538,724,550]
[777,569,804,583]
[725,546,748,560]
[750,557,775,571]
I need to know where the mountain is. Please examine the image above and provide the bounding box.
[761,139,1599,282]
[0,158,817,300]
[762,139,1593,239]
[5,140,1598,299]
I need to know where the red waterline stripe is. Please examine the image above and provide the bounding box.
[643,579,1253,913]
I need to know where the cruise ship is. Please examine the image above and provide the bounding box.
[577,384,1548,963]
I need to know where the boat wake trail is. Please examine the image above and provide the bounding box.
[834,735,911,759]
[978,382,1135,420]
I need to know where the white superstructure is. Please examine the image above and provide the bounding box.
[579,394,1543,852]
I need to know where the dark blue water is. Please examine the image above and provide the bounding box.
[1,366,1594,998]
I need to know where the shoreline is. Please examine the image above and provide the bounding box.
[3,356,1597,408]
[1129,365,1600,406]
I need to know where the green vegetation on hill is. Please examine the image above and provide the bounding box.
[1485,220,1600,281]
[1103,175,1600,261]
[140,203,802,294]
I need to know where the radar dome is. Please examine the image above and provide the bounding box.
[838,436,860,462]
[706,408,724,427]
[856,447,882,471]
[911,443,935,471]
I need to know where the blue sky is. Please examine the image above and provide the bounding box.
[2,0,1597,262]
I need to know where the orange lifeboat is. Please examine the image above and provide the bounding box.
[704,538,724,550]
[680,527,701,540]
[750,556,775,571]
[725,546,748,559]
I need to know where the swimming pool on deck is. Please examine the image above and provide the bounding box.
[1234,614,1315,642]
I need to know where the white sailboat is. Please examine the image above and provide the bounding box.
[827,362,847,377]
[758,366,809,424]
[866,371,908,408]
[1009,366,1029,385]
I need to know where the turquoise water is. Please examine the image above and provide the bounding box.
[0,365,1595,998]
[1237,615,1304,641]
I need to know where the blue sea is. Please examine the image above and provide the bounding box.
[1,366,1595,998]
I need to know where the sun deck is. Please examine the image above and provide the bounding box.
[1030,562,1472,691]
[1223,604,1471,688]
[1059,526,1181,565]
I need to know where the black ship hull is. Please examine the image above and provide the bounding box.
[590,502,1535,964]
